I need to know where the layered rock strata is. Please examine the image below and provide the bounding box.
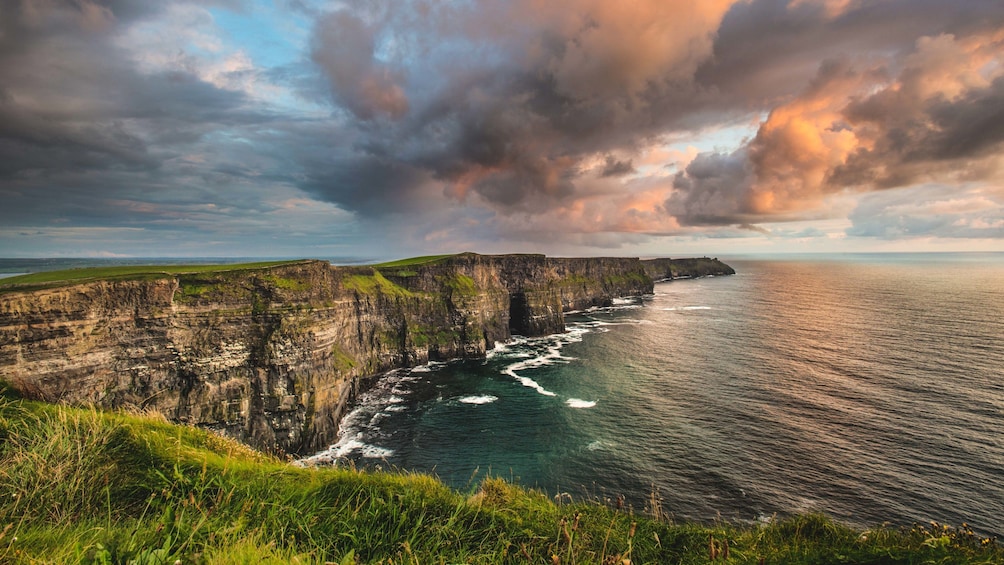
[0,254,732,454]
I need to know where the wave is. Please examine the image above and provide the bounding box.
[328,438,395,459]
[458,395,499,405]
[500,328,592,396]
[485,341,510,359]
[504,368,558,396]
[567,297,648,315]
[566,398,597,408]
[296,436,395,466]
[662,306,712,311]
[296,369,416,466]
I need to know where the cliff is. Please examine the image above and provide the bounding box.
[0,253,729,455]
[641,257,735,281]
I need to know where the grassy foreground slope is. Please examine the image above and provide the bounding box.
[0,389,998,564]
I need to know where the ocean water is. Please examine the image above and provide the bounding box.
[304,253,1004,535]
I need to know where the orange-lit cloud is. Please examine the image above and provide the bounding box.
[670,27,1004,228]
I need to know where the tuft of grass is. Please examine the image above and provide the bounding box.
[342,270,417,298]
[0,387,999,564]
[262,274,312,292]
[440,272,478,297]
[330,344,358,373]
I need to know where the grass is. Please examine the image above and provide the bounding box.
[1,385,999,564]
[407,323,461,348]
[602,272,651,287]
[331,345,358,373]
[342,270,418,299]
[0,261,303,292]
[373,255,457,268]
[440,272,479,297]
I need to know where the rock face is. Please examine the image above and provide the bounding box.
[641,257,735,281]
[0,253,730,455]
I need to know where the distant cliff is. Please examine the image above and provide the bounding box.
[642,257,735,280]
[0,253,732,455]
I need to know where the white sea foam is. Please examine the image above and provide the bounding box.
[566,398,597,408]
[504,368,558,396]
[458,395,499,405]
[359,444,395,458]
[485,341,510,359]
[410,361,446,373]
[586,440,604,451]
[499,323,603,396]
[296,368,414,466]
[576,318,649,328]
[297,434,395,465]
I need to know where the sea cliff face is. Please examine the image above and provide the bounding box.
[0,254,732,454]
[641,257,736,280]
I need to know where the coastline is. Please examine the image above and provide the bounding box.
[0,254,734,456]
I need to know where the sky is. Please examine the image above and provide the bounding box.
[1,0,1003,260]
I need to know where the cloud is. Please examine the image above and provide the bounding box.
[670,26,1004,227]
[311,10,409,120]
[2,0,1004,257]
[0,0,322,243]
[848,184,1004,239]
[297,0,741,227]
[599,156,636,178]
[832,33,1004,188]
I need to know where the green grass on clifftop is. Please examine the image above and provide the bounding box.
[0,385,999,564]
[373,254,457,268]
[0,261,304,292]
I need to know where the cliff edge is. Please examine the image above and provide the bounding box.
[0,253,732,454]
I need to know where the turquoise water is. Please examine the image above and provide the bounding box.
[308,254,1003,535]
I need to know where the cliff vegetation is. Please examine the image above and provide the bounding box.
[1,388,997,564]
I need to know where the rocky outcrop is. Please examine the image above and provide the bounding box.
[641,257,735,281]
[0,253,730,455]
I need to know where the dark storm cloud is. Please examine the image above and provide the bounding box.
[0,3,245,145]
[298,0,1004,240]
[831,74,1004,188]
[669,149,754,226]
[695,0,1004,107]
[0,0,378,257]
[311,10,409,121]
[296,0,742,222]
[599,157,636,178]
[297,155,430,216]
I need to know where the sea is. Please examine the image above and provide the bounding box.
[301,253,1004,536]
[5,254,1001,535]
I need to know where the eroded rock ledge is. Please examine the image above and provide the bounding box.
[0,253,733,454]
